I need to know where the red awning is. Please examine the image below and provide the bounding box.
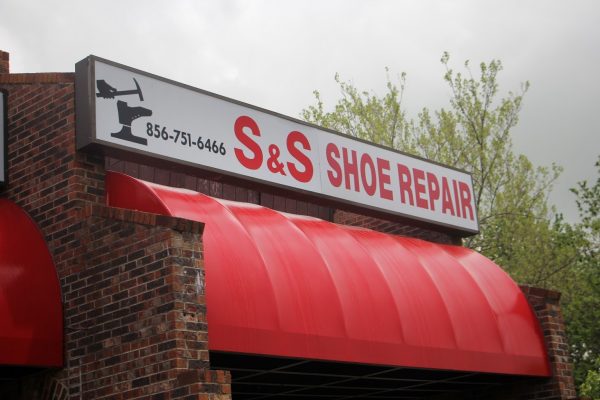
[106,171,551,377]
[0,199,63,367]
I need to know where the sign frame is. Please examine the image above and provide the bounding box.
[76,55,479,235]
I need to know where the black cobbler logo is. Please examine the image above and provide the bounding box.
[96,78,152,145]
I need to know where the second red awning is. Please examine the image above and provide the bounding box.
[0,199,63,367]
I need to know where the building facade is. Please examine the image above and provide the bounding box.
[0,50,577,399]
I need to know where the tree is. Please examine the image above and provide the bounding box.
[302,53,574,287]
[565,157,600,392]
[580,357,600,399]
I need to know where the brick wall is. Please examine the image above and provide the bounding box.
[334,209,459,244]
[521,286,577,399]
[0,70,103,277]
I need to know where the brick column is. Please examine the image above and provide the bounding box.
[58,205,230,399]
[0,50,8,73]
[520,286,577,399]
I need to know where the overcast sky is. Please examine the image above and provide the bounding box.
[2,0,599,222]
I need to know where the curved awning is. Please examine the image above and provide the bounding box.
[106,171,550,377]
[0,199,63,367]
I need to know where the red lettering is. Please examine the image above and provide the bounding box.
[286,131,313,183]
[377,158,393,200]
[427,172,440,211]
[342,148,359,192]
[234,116,263,170]
[413,168,428,209]
[459,182,474,220]
[360,153,376,196]
[452,179,462,218]
[397,163,414,206]
[326,143,342,187]
[441,177,455,216]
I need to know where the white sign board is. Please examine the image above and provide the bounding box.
[76,56,478,233]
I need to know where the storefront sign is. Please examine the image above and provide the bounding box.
[76,56,478,233]
[0,91,6,186]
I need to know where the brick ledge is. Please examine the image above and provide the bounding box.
[0,72,74,84]
[520,285,562,301]
[82,204,204,234]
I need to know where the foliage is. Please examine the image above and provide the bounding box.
[302,68,415,151]
[566,157,600,389]
[572,157,600,239]
[580,357,600,399]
